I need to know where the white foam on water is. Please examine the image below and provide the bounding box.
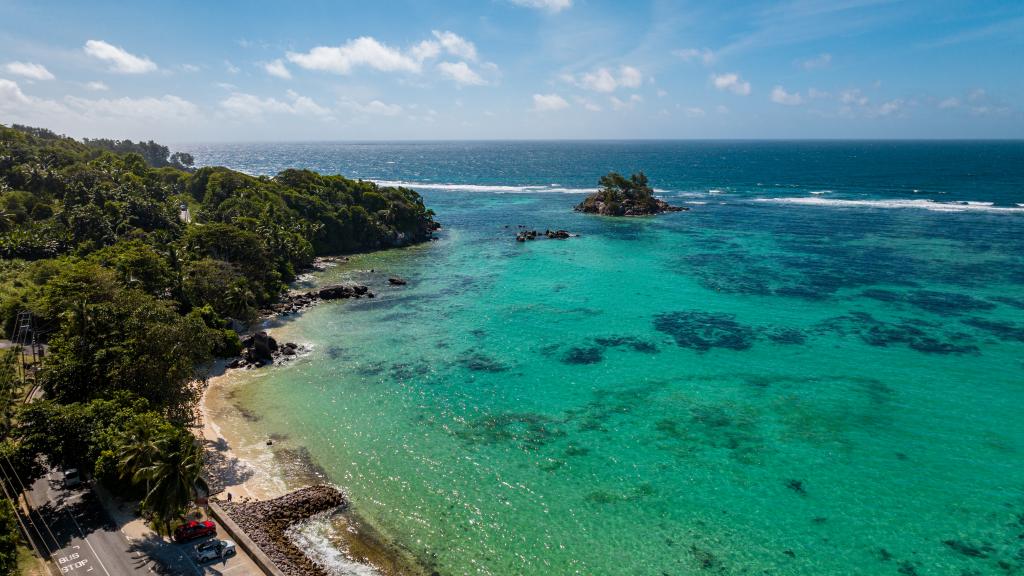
[287,513,383,576]
[371,179,597,194]
[371,179,680,196]
[809,190,832,195]
[755,196,1024,213]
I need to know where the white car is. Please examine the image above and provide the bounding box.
[63,469,81,488]
[193,539,236,563]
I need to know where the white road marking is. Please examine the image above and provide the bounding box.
[60,503,112,576]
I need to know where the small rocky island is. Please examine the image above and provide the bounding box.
[575,171,686,216]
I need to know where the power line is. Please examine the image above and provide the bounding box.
[0,464,57,576]
[0,457,63,562]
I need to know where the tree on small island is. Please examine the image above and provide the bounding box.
[575,171,686,216]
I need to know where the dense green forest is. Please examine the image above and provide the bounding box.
[0,123,436,537]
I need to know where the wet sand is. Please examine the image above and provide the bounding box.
[198,341,431,576]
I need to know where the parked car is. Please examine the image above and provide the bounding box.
[173,520,216,543]
[62,468,81,488]
[194,539,236,563]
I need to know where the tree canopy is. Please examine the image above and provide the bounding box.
[0,122,438,530]
[575,171,683,216]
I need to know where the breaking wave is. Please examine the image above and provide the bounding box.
[371,180,597,194]
[755,196,1024,213]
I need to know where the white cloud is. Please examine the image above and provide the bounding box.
[808,88,830,99]
[65,94,199,121]
[684,107,706,118]
[800,53,832,70]
[574,97,601,111]
[618,66,643,88]
[564,65,643,93]
[264,59,291,79]
[437,61,487,86]
[4,61,54,81]
[85,81,109,91]
[839,89,868,106]
[656,89,668,98]
[287,37,421,75]
[508,0,572,12]
[432,31,477,61]
[225,61,241,75]
[532,93,569,112]
[938,97,960,109]
[570,68,616,92]
[285,89,330,116]
[180,64,200,73]
[0,79,67,117]
[0,79,39,107]
[1,78,201,137]
[221,90,330,119]
[674,48,716,65]
[770,85,803,105]
[610,94,643,111]
[410,40,441,62]
[83,40,157,74]
[875,99,903,116]
[341,99,404,116]
[711,73,751,95]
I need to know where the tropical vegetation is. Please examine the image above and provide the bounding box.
[574,171,683,216]
[0,122,436,533]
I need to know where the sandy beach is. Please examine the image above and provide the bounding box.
[196,323,431,576]
[199,364,288,502]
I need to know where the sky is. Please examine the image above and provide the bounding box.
[0,0,1021,142]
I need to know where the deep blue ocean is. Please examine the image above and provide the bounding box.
[194,141,1024,576]
[188,140,1024,209]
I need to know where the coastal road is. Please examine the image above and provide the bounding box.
[25,472,264,575]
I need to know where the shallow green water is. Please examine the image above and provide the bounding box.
[231,190,1024,576]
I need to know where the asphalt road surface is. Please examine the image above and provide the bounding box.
[25,472,262,575]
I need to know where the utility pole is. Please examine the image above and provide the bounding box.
[11,310,41,390]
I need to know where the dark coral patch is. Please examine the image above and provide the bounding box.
[817,312,978,355]
[861,288,904,303]
[594,335,659,353]
[905,290,996,314]
[961,317,1024,342]
[653,311,757,351]
[562,346,604,364]
[457,350,510,372]
[766,328,807,345]
[992,296,1024,310]
[456,413,566,450]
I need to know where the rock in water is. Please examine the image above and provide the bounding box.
[318,284,370,300]
[575,171,687,216]
[250,331,277,362]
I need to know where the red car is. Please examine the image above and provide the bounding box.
[173,520,216,543]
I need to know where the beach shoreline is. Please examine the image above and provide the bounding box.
[198,349,432,576]
[195,258,433,576]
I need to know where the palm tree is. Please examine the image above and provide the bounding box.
[136,434,203,535]
[117,425,161,496]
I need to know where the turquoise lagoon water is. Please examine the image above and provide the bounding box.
[193,142,1024,575]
